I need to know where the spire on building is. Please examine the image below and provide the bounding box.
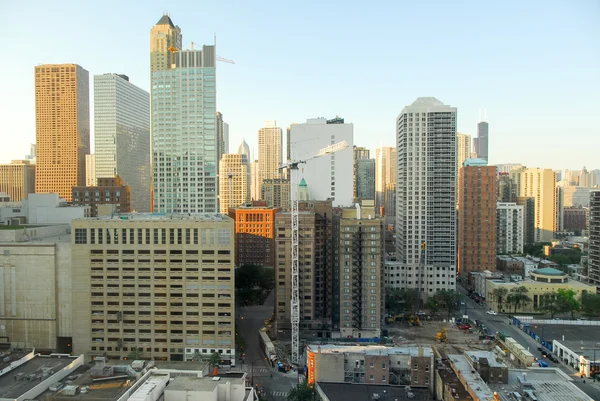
[238,139,251,162]
[156,14,175,27]
[298,178,310,201]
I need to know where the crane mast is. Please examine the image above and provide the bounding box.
[280,140,349,365]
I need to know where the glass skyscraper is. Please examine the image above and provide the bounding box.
[152,47,218,213]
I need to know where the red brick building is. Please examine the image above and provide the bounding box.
[72,176,131,217]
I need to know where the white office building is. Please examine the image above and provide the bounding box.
[94,73,150,212]
[497,202,524,254]
[289,117,354,206]
[395,97,457,295]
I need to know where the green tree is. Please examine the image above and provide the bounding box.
[385,288,419,315]
[235,265,275,305]
[127,347,142,360]
[581,292,600,317]
[425,296,439,314]
[539,292,560,318]
[494,288,509,312]
[209,352,222,368]
[507,286,531,313]
[556,288,580,319]
[287,380,315,401]
[434,290,463,319]
[192,351,203,362]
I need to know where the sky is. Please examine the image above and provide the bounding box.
[1,0,599,171]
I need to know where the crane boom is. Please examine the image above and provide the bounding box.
[282,140,349,365]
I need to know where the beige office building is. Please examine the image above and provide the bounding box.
[219,154,250,214]
[0,160,35,202]
[258,121,282,189]
[35,64,90,201]
[150,15,182,73]
[375,146,396,217]
[510,167,557,242]
[262,178,290,211]
[71,214,235,363]
[85,154,96,186]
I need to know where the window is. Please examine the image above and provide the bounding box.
[75,228,87,244]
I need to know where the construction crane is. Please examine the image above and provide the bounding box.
[409,242,427,327]
[279,140,349,365]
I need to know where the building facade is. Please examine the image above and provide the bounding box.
[497,173,517,203]
[72,176,132,217]
[458,161,497,281]
[258,121,282,190]
[261,178,290,211]
[85,154,96,186]
[396,97,457,295]
[510,168,557,242]
[356,159,375,201]
[152,46,218,213]
[150,15,182,73]
[516,196,536,246]
[0,160,35,202]
[35,64,90,201]
[589,190,600,286]
[289,118,354,206]
[218,154,250,214]
[563,207,588,234]
[456,133,471,171]
[228,206,277,267]
[375,146,396,218]
[94,73,151,212]
[472,120,489,161]
[496,202,524,254]
[71,214,235,362]
[353,146,370,199]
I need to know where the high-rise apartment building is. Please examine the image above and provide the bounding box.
[229,206,277,267]
[497,173,517,203]
[375,146,396,218]
[35,64,90,201]
[261,178,290,211]
[150,15,182,73]
[396,97,457,295]
[588,190,600,285]
[152,43,218,213]
[516,197,536,246]
[218,154,250,214]
[71,214,235,363]
[0,160,35,202]
[353,146,370,200]
[94,73,150,212]
[456,133,471,171]
[258,121,282,190]
[472,119,489,161]
[289,118,354,206]
[216,112,229,162]
[250,159,260,201]
[356,159,375,201]
[510,168,557,242]
[85,154,96,186]
[458,160,497,282]
[563,207,588,234]
[496,202,524,254]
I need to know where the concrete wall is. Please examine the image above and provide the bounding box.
[315,352,345,382]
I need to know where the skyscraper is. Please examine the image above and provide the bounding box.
[150,15,182,73]
[289,118,354,206]
[151,37,218,213]
[356,159,375,201]
[353,146,370,200]
[458,159,497,282]
[35,64,90,201]
[396,97,457,295]
[473,117,489,161]
[258,120,282,193]
[587,190,600,285]
[218,154,250,214]
[375,146,396,219]
[496,202,524,254]
[510,167,557,242]
[94,73,150,212]
[216,111,230,162]
[497,173,517,203]
[85,154,96,186]
[0,160,35,202]
[456,133,471,170]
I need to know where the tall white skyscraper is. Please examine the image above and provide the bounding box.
[396,97,457,295]
[289,117,354,206]
[94,73,150,211]
[152,45,217,213]
[258,121,282,192]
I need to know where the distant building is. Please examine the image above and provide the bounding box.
[588,190,600,286]
[496,202,524,254]
[85,154,96,186]
[496,163,523,174]
[458,160,497,282]
[497,173,517,203]
[218,153,250,214]
[0,160,35,202]
[298,178,311,202]
[516,196,536,246]
[456,133,472,205]
[472,119,489,161]
[353,146,370,199]
[0,193,89,225]
[356,159,375,201]
[71,213,235,362]
[229,205,278,267]
[72,176,131,217]
[258,120,283,190]
[261,178,290,211]
[375,146,396,218]
[563,207,588,234]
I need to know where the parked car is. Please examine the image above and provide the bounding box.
[486,310,498,315]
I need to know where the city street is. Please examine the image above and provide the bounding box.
[458,286,600,400]
[236,291,298,400]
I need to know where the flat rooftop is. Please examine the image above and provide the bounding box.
[0,355,77,399]
[317,382,433,401]
[435,358,470,400]
[465,350,507,368]
[488,369,591,401]
[448,354,495,401]
[307,344,433,357]
[75,213,231,222]
[527,324,600,351]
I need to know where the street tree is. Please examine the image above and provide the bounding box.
[539,292,560,318]
[434,290,463,319]
[209,352,222,368]
[494,288,509,311]
[556,288,580,319]
[581,292,600,317]
[127,347,142,360]
[287,379,315,401]
[507,286,531,314]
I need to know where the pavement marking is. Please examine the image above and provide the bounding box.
[268,391,289,397]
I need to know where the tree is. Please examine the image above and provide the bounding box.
[581,292,600,317]
[192,351,203,362]
[556,288,580,319]
[539,292,560,318]
[433,290,463,319]
[235,265,275,305]
[494,288,509,312]
[209,352,222,368]
[287,380,315,401]
[385,288,419,315]
[127,347,142,360]
[507,286,531,313]
[425,296,439,314]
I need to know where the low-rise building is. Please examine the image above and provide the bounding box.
[72,176,131,217]
[0,193,89,225]
[317,382,433,401]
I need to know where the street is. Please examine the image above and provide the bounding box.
[236,291,298,400]
[458,286,600,400]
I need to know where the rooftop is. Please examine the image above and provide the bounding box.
[156,14,175,27]
[0,354,78,399]
[488,369,591,401]
[528,324,600,352]
[307,344,433,357]
[532,267,566,277]
[465,350,507,369]
[317,382,433,401]
[448,354,495,401]
[74,213,231,222]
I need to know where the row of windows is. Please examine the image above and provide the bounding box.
[74,227,231,246]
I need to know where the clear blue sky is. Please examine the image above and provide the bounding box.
[2,0,598,171]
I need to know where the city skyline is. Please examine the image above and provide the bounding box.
[1,2,598,171]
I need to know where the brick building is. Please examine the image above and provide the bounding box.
[72,176,131,217]
[228,205,278,267]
